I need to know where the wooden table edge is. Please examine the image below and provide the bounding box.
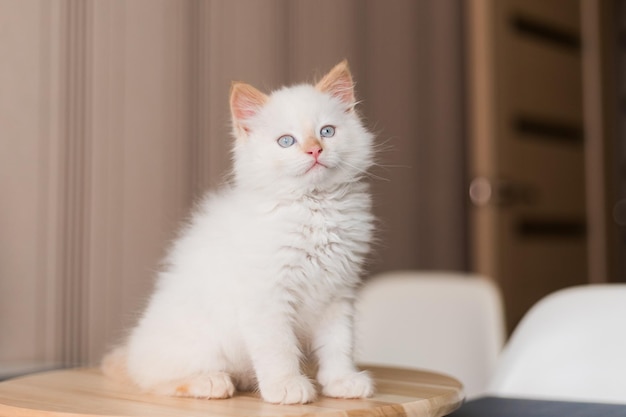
[0,365,465,417]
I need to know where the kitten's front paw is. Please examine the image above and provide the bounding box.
[321,371,374,399]
[260,375,317,404]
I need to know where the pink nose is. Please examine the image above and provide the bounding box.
[307,146,323,159]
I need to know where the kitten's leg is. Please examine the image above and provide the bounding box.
[313,298,374,399]
[241,308,317,404]
[152,372,236,399]
[124,317,237,399]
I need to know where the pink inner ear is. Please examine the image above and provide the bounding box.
[329,77,355,105]
[316,61,356,107]
[231,83,267,122]
[233,98,258,120]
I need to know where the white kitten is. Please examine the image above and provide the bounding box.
[102,61,376,404]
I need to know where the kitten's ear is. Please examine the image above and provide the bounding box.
[316,60,356,110]
[230,82,268,134]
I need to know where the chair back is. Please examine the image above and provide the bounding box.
[488,284,626,404]
[355,271,506,398]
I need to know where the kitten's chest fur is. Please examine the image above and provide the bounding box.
[267,183,373,313]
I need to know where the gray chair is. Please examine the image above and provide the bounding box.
[355,271,506,398]
[487,284,626,404]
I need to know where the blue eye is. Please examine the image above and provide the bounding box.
[277,135,296,148]
[320,125,335,138]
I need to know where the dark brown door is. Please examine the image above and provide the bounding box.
[467,0,587,331]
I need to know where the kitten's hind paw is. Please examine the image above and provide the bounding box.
[321,371,374,399]
[260,375,317,404]
[157,372,235,399]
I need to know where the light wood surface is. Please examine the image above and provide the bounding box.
[0,366,463,417]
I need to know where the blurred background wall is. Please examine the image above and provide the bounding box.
[0,0,623,374]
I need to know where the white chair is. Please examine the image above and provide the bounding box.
[355,271,506,398]
[488,284,626,404]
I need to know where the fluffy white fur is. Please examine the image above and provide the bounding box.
[102,61,375,404]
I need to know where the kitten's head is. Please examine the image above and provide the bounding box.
[229,61,374,193]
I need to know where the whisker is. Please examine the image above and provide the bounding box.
[337,158,391,182]
[372,137,395,153]
[374,163,412,171]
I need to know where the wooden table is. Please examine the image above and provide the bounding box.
[0,365,464,417]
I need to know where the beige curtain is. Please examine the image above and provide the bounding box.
[0,0,466,368]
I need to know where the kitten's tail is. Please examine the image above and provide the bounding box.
[101,345,132,383]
